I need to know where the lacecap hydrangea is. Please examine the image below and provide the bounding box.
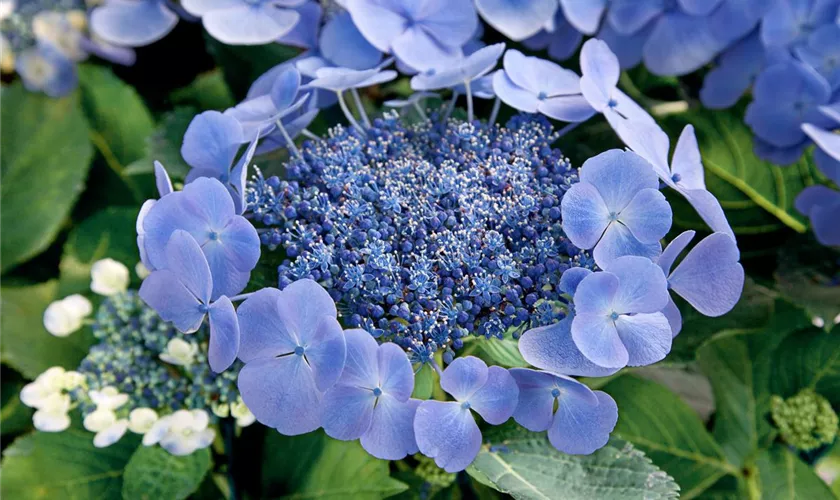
[130,38,745,472]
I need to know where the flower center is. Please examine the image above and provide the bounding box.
[671,173,682,183]
[294,346,305,356]
[608,212,619,221]
[607,98,618,109]
[609,311,619,321]
[551,388,561,398]
[537,91,548,101]
[460,401,471,410]
[372,387,382,397]
[208,231,220,241]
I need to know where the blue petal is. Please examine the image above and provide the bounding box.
[560,182,611,250]
[492,69,540,113]
[804,123,840,164]
[276,1,322,49]
[760,0,806,48]
[681,188,735,239]
[580,39,620,111]
[574,271,618,316]
[90,0,178,47]
[337,329,379,389]
[236,288,297,361]
[618,188,672,244]
[518,317,621,377]
[559,0,607,35]
[671,125,706,190]
[208,296,240,372]
[475,0,558,41]
[320,385,376,440]
[237,355,321,435]
[607,0,662,35]
[700,31,764,109]
[300,316,346,392]
[309,66,394,91]
[643,11,723,76]
[503,49,581,97]
[202,5,300,45]
[539,95,596,122]
[277,279,338,344]
[657,230,696,276]
[669,233,744,317]
[320,11,382,70]
[410,43,504,90]
[547,22,584,62]
[440,356,489,401]
[605,255,669,315]
[139,269,205,333]
[797,185,840,217]
[377,342,414,401]
[181,111,244,174]
[218,212,261,272]
[593,221,662,268]
[361,396,420,460]
[510,368,556,431]
[467,366,518,425]
[597,22,649,69]
[571,312,629,368]
[579,150,660,212]
[230,134,258,215]
[270,66,301,111]
[753,138,809,165]
[16,44,77,98]
[202,242,251,301]
[678,0,723,16]
[164,230,212,303]
[615,313,672,366]
[814,146,840,186]
[223,95,281,139]
[153,161,173,197]
[662,297,683,337]
[414,400,482,473]
[345,0,408,53]
[411,0,478,48]
[808,193,840,246]
[549,390,617,454]
[559,267,592,296]
[610,119,672,181]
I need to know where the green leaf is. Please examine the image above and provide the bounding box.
[466,423,679,500]
[771,327,840,407]
[412,363,435,400]
[125,107,195,178]
[602,375,740,499]
[477,338,528,368]
[0,83,93,273]
[1,429,139,499]
[262,430,408,499]
[1,373,33,436]
[206,37,299,98]
[170,70,236,111]
[78,64,154,166]
[775,240,840,325]
[122,446,211,500]
[696,302,811,467]
[754,445,835,499]
[58,207,141,296]
[663,107,817,234]
[0,281,95,379]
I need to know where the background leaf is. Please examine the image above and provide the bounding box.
[754,445,835,499]
[170,70,236,111]
[122,445,211,500]
[1,429,139,499]
[771,326,840,407]
[0,281,95,379]
[0,83,93,273]
[125,107,195,178]
[466,424,679,500]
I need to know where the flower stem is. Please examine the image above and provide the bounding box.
[275,120,304,164]
[337,91,365,133]
[222,418,238,500]
[351,88,371,128]
[412,101,429,121]
[443,92,459,123]
[489,97,501,125]
[465,79,474,123]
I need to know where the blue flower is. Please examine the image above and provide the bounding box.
[797,104,840,246]
[518,316,620,378]
[138,177,261,299]
[320,329,420,460]
[571,255,671,368]
[492,49,595,123]
[656,231,744,336]
[474,0,559,41]
[90,0,179,47]
[414,357,518,472]
[614,121,735,239]
[560,0,608,34]
[344,0,478,71]
[700,32,768,109]
[746,61,832,151]
[410,43,504,91]
[761,0,840,50]
[307,64,397,92]
[561,149,671,268]
[522,10,584,61]
[318,9,383,70]
[182,0,304,45]
[795,25,840,91]
[182,111,259,215]
[16,42,77,97]
[139,230,240,373]
[510,368,617,454]
[236,280,346,435]
[276,1,323,49]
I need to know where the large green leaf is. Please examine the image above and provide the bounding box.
[476,338,528,368]
[663,108,817,234]
[1,429,139,499]
[775,240,840,325]
[125,107,195,178]
[122,446,211,500]
[754,445,835,499]
[262,430,408,499]
[170,70,236,111]
[603,375,740,499]
[205,38,299,99]
[696,303,811,467]
[466,424,679,500]
[58,207,141,296]
[0,281,95,379]
[0,83,93,273]
[771,327,840,407]
[1,373,33,436]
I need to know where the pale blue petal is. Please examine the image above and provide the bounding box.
[657,230,696,276]
[153,161,173,197]
[593,223,662,268]
[607,0,661,35]
[139,270,204,333]
[223,95,280,139]
[475,0,558,41]
[277,279,338,344]
[409,43,503,90]
[509,368,556,431]
[181,111,244,174]
[503,49,580,96]
[579,39,620,111]
[518,317,620,377]
[345,0,408,52]
[573,271,618,316]
[808,194,840,246]
[803,123,840,163]
[611,120,672,181]
[539,95,596,122]
[571,312,628,368]
[202,6,300,45]
[643,11,723,76]
[236,288,296,361]
[338,329,379,389]
[181,177,237,230]
[560,0,607,35]
[669,233,744,317]
[671,125,706,190]
[164,230,212,303]
[230,134,258,215]
[814,147,840,185]
[270,66,301,111]
[237,355,321,435]
[208,296,240,372]
[605,255,669,315]
[300,316,346,391]
[440,356,489,402]
[615,313,672,366]
[700,32,764,109]
[90,0,178,47]
[492,69,540,113]
[412,0,478,47]
[218,215,261,272]
[678,0,723,16]
[796,185,840,217]
[559,267,592,296]
[681,188,735,239]
[321,385,375,440]
[467,366,518,425]
[276,1,321,49]
[202,241,251,300]
[597,22,649,69]
[181,0,240,16]
[320,10,382,70]
[662,297,683,337]
[361,396,420,460]
[579,150,660,212]
[560,182,611,250]
[549,391,617,454]
[414,400,482,473]
[753,138,809,165]
[377,343,414,400]
[618,188,672,244]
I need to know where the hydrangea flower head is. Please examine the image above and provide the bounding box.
[414,357,518,472]
[797,105,840,246]
[510,368,617,454]
[236,280,346,435]
[182,0,305,45]
[16,41,76,96]
[321,329,420,460]
[561,149,671,267]
[571,255,671,368]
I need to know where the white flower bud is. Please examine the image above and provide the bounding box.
[21,367,68,408]
[128,408,159,434]
[84,408,117,432]
[211,402,230,418]
[43,295,91,337]
[813,316,826,328]
[90,258,130,296]
[61,370,86,390]
[89,386,129,411]
[231,399,256,427]
[33,393,71,432]
[93,419,129,448]
[135,261,151,280]
[159,338,198,366]
[151,410,215,456]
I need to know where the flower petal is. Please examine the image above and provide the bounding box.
[360,396,420,460]
[467,366,518,425]
[657,230,696,276]
[662,296,683,338]
[475,0,557,41]
[642,11,722,76]
[202,6,300,45]
[208,296,240,373]
[414,400,482,473]
[669,233,744,317]
[440,356,489,401]
[560,0,607,35]
[337,328,379,389]
[139,270,205,333]
[619,188,671,244]
[492,69,540,113]
[320,10,382,70]
[680,188,735,240]
[345,0,408,53]
[579,150,659,212]
[377,342,414,401]
[559,267,592,296]
[549,390,617,454]
[539,95,596,122]
[518,317,620,377]
[509,368,555,431]
[181,111,243,174]
[320,385,376,440]
[302,316,347,392]
[579,39,620,111]
[90,0,178,47]
[593,222,662,269]
[278,279,338,344]
[614,312,672,366]
[560,182,611,250]
[606,255,669,315]
[236,288,297,361]
[571,312,628,368]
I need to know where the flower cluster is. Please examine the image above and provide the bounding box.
[0,0,134,96]
[21,260,255,455]
[771,389,839,452]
